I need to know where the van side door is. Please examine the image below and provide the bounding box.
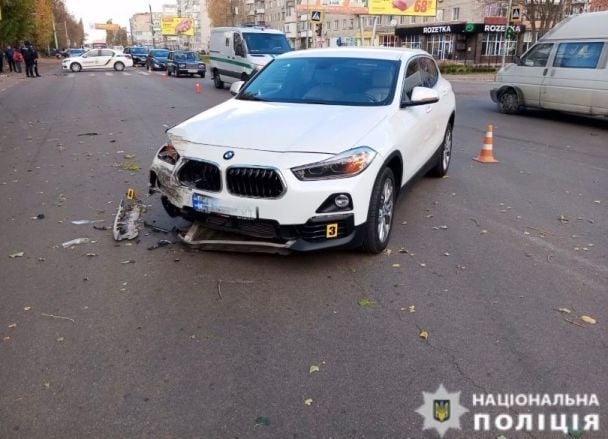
[541,41,605,114]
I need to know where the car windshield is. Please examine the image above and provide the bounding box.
[132,47,148,54]
[243,33,292,55]
[175,52,197,61]
[238,57,399,106]
[150,50,169,57]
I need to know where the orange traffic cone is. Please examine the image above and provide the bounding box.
[473,124,499,163]
[195,83,201,93]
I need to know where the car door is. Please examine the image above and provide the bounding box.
[80,50,99,69]
[96,49,115,68]
[393,58,435,181]
[504,43,555,107]
[540,41,605,113]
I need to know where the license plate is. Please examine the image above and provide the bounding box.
[188,69,198,73]
[192,193,255,219]
[326,223,338,238]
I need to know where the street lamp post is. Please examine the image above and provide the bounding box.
[306,0,310,48]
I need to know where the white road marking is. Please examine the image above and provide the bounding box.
[105,72,113,76]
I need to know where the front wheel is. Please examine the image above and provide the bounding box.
[200,72,205,78]
[498,89,520,114]
[428,123,453,178]
[361,167,396,254]
[214,72,224,89]
[70,62,82,72]
[167,69,172,76]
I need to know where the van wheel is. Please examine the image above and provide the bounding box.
[498,89,520,114]
[214,72,224,89]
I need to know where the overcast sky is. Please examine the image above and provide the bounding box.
[64,0,175,42]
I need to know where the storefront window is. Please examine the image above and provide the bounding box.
[401,35,421,49]
[426,34,453,60]
[481,33,515,56]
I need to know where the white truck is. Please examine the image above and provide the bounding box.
[209,26,292,89]
[491,11,608,116]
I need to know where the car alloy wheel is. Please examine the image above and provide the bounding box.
[114,62,125,72]
[362,167,395,254]
[70,63,82,72]
[428,123,453,178]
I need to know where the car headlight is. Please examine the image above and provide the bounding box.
[291,147,377,181]
[179,63,186,68]
[198,63,205,69]
[157,143,180,165]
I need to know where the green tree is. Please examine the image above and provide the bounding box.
[31,0,54,49]
[0,0,35,46]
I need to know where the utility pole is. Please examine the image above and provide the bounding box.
[149,3,156,48]
[501,0,513,68]
[306,0,310,48]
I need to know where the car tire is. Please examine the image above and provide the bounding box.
[361,167,396,254]
[498,89,520,114]
[200,72,205,78]
[189,73,194,77]
[428,122,453,178]
[214,72,224,89]
[114,62,125,72]
[70,63,82,72]
[167,69,172,76]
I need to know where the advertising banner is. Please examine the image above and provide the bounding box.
[295,0,436,16]
[161,17,194,36]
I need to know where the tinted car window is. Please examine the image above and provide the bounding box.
[100,49,114,56]
[150,50,169,57]
[553,42,603,69]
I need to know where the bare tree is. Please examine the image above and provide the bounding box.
[207,0,247,27]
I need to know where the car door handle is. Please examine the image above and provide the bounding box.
[543,68,548,76]
[425,105,432,113]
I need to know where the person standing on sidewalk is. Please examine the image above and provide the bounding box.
[31,45,41,77]
[13,49,24,73]
[5,46,16,73]
[21,41,35,77]
[0,46,4,73]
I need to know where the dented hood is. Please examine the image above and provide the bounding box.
[168,99,389,154]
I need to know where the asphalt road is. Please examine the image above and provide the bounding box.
[0,62,606,439]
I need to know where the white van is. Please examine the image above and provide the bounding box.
[491,11,608,116]
[209,26,292,89]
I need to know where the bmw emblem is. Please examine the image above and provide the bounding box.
[223,151,235,160]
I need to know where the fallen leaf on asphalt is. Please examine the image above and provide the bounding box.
[392,263,400,268]
[9,252,24,258]
[24,306,32,311]
[443,252,450,256]
[2,336,10,342]
[44,382,50,389]
[304,398,313,406]
[580,315,597,325]
[309,365,320,374]
[119,162,140,171]
[558,308,572,314]
[409,305,416,313]
[385,248,392,256]
[419,263,426,267]
[8,323,16,328]
[56,337,64,342]
[496,435,507,439]
[419,329,429,341]
[480,229,488,234]
[357,298,375,308]
[255,416,271,426]
[593,200,601,204]
[123,154,136,159]
[86,253,98,257]
[559,215,569,224]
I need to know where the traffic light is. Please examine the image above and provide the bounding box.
[316,23,322,37]
[506,26,515,40]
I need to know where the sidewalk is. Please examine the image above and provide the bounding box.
[0,57,61,92]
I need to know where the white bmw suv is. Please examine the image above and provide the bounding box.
[149,47,455,253]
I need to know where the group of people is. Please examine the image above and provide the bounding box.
[1,41,41,78]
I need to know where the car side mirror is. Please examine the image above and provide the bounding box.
[401,86,440,108]
[82,55,87,58]
[230,81,245,96]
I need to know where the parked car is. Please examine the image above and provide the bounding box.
[62,48,133,72]
[149,47,455,253]
[166,50,206,77]
[124,46,148,66]
[61,48,86,58]
[146,48,170,71]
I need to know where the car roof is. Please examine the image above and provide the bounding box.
[279,46,428,61]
